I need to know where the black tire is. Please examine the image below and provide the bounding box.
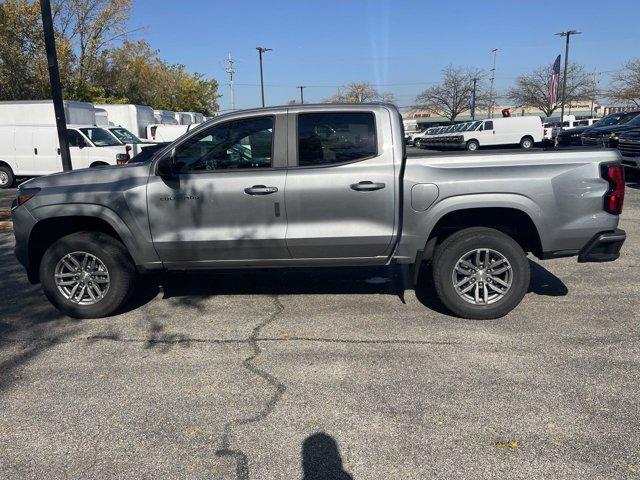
[90,162,108,168]
[415,139,423,148]
[40,232,136,318]
[466,140,479,151]
[432,227,530,320]
[520,136,534,149]
[0,165,15,188]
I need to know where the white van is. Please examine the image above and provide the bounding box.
[153,109,178,125]
[146,123,198,142]
[0,100,96,125]
[94,107,109,127]
[0,124,128,188]
[95,104,156,139]
[450,116,543,151]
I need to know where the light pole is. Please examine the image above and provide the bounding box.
[297,85,305,104]
[40,0,72,171]
[488,48,498,118]
[471,77,478,120]
[555,30,581,125]
[256,47,272,107]
[225,53,236,111]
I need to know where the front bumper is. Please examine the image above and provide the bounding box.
[11,204,38,281]
[577,229,626,263]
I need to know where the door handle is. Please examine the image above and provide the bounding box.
[244,185,278,195]
[34,148,38,155]
[350,181,386,191]
[57,148,60,155]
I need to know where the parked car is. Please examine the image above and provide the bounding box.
[95,104,156,140]
[436,117,543,151]
[11,104,625,321]
[146,123,199,142]
[618,129,640,171]
[0,124,128,187]
[556,112,632,146]
[581,111,640,147]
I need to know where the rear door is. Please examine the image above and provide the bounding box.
[147,113,289,266]
[284,108,397,261]
[32,126,61,174]
[13,127,34,174]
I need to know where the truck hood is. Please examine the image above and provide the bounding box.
[20,162,151,190]
[584,124,639,136]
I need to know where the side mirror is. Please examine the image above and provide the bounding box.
[156,155,174,177]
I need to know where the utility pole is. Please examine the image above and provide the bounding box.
[40,0,72,171]
[297,85,305,104]
[471,77,478,120]
[556,30,581,125]
[256,46,272,107]
[488,48,498,118]
[225,53,236,111]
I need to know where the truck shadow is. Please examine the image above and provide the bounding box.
[124,259,568,316]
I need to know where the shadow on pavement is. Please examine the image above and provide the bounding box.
[302,432,353,480]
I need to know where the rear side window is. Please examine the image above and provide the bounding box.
[297,112,376,167]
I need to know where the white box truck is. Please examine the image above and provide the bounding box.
[0,124,128,188]
[146,123,197,142]
[174,112,193,125]
[0,100,96,125]
[153,110,178,125]
[94,107,109,127]
[95,104,155,139]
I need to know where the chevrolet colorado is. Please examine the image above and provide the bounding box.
[11,104,627,319]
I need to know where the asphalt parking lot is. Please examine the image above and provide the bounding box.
[0,177,639,479]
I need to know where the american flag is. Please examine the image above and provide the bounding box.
[549,55,561,104]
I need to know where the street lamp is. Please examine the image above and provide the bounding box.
[297,85,305,104]
[555,30,581,126]
[256,47,272,107]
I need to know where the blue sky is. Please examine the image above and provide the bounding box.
[128,0,640,110]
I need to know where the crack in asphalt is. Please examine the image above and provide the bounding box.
[214,295,286,480]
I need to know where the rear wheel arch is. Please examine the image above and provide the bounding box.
[420,206,543,263]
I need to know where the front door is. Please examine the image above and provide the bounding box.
[284,109,397,260]
[147,113,289,267]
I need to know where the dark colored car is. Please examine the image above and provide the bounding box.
[556,112,633,146]
[581,111,640,148]
[127,142,169,163]
[618,129,640,170]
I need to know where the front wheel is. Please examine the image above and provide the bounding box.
[466,140,479,151]
[40,232,136,318]
[432,227,530,319]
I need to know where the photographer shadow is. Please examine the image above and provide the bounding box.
[302,432,353,480]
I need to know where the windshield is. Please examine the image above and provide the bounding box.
[79,127,121,147]
[627,114,640,127]
[110,127,143,144]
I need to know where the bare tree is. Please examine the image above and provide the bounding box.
[325,82,395,104]
[55,0,138,89]
[506,63,597,117]
[414,66,487,122]
[607,59,640,107]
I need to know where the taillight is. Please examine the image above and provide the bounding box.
[601,164,625,215]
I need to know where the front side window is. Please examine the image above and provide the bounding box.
[79,127,121,147]
[297,112,376,167]
[484,121,494,131]
[66,129,84,147]
[173,116,273,173]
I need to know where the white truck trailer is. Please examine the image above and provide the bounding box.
[95,104,155,139]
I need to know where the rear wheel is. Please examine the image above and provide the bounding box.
[90,161,109,168]
[0,165,15,188]
[520,136,534,149]
[466,140,479,151]
[40,232,136,318]
[432,227,530,319]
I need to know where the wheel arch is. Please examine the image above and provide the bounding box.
[26,207,148,283]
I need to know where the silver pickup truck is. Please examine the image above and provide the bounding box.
[11,104,626,319]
